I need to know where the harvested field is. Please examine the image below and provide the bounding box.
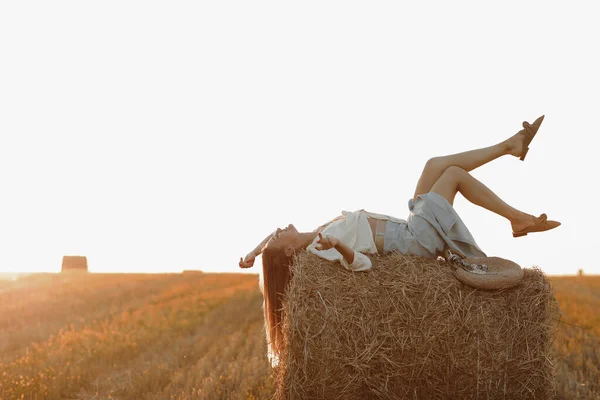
[0,273,273,400]
[0,269,598,399]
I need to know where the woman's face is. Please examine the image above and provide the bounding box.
[265,224,298,251]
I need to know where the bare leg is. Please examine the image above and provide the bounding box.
[429,166,534,233]
[413,133,526,201]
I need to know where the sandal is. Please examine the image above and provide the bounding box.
[512,213,561,238]
[519,115,545,161]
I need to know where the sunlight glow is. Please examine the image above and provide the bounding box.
[0,1,597,275]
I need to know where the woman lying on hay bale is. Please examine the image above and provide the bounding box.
[239,115,560,366]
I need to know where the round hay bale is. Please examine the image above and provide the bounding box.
[61,255,88,273]
[274,251,558,400]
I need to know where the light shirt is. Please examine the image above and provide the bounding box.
[306,210,407,272]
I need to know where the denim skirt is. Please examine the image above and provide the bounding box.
[382,192,486,260]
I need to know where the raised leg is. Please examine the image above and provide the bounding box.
[429,166,535,233]
[413,133,527,201]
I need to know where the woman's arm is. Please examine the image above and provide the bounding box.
[252,231,275,256]
[239,231,276,269]
[316,233,353,263]
[315,233,372,271]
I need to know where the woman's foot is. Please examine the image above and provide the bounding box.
[511,213,561,237]
[511,213,535,233]
[504,132,526,158]
[503,115,545,159]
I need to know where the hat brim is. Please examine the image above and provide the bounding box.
[452,256,524,290]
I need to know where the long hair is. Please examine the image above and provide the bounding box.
[261,245,293,365]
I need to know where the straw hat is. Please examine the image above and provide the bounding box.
[443,249,524,290]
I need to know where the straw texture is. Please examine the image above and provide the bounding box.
[274,251,558,400]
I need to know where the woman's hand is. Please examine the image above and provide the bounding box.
[239,252,256,269]
[315,233,339,251]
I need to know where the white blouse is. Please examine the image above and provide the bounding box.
[306,210,407,272]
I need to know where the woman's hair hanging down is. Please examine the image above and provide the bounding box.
[261,245,293,366]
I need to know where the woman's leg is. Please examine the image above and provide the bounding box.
[429,166,534,233]
[413,133,526,201]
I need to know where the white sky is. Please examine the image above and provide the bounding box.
[0,2,597,275]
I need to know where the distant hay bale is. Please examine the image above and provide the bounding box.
[274,252,558,400]
[61,256,88,273]
[182,269,204,274]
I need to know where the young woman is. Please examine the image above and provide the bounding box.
[239,115,560,364]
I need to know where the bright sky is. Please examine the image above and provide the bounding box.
[0,2,597,275]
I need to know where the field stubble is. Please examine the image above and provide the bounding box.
[0,273,272,400]
[0,272,598,399]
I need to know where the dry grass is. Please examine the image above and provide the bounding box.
[275,252,558,400]
[0,273,273,400]
[0,269,598,399]
[549,275,600,400]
